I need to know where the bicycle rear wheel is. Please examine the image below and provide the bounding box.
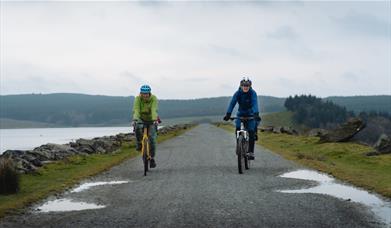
[244,140,249,170]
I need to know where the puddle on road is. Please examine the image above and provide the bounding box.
[36,180,130,212]
[36,199,105,212]
[71,180,130,193]
[278,170,391,226]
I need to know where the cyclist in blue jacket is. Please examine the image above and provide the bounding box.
[223,77,261,160]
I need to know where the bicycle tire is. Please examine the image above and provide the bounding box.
[244,139,249,170]
[237,134,245,174]
[142,139,149,176]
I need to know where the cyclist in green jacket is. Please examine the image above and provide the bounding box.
[132,85,159,168]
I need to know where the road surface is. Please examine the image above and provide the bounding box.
[0,124,384,227]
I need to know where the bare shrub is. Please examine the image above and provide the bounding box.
[0,158,20,194]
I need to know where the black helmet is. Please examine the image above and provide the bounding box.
[240,77,252,87]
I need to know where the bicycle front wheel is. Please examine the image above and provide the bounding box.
[142,139,149,176]
[237,135,245,174]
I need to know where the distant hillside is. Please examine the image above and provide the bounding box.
[0,94,132,127]
[0,93,285,127]
[1,93,389,128]
[0,118,58,129]
[326,95,391,114]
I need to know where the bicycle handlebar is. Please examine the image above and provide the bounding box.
[133,120,158,124]
[229,116,255,121]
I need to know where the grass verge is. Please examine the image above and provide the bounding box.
[0,125,194,218]
[216,123,391,199]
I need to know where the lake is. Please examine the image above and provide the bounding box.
[0,127,132,154]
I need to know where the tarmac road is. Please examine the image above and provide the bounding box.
[0,124,385,227]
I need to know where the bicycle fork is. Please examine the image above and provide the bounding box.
[236,122,249,140]
[142,128,152,161]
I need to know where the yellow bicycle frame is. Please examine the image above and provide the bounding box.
[141,126,152,161]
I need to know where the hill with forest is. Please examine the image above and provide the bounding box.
[325,95,391,114]
[0,93,389,128]
[0,93,284,128]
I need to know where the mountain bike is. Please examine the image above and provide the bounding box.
[137,121,156,176]
[229,117,254,174]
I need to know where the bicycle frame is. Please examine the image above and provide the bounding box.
[141,126,152,161]
[230,116,254,174]
[135,121,156,176]
[231,116,254,140]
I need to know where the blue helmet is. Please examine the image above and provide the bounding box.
[140,85,151,94]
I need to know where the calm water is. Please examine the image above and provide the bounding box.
[0,127,132,154]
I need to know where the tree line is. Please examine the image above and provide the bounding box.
[285,94,391,128]
[285,95,352,128]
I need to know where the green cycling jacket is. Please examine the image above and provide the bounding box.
[132,94,158,121]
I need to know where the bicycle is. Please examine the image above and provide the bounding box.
[134,120,156,176]
[229,117,254,174]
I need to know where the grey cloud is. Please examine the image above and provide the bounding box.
[156,76,209,83]
[137,0,170,7]
[267,25,298,40]
[333,11,391,38]
[341,72,360,81]
[120,71,143,83]
[184,77,209,83]
[219,83,236,93]
[209,44,244,58]
[2,2,390,98]
[265,25,319,59]
[1,62,82,94]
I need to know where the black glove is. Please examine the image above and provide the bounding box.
[254,113,261,122]
[223,113,231,121]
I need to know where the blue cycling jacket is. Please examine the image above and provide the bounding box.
[226,88,259,116]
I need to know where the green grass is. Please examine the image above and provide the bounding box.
[261,111,308,132]
[0,126,194,217]
[216,123,391,199]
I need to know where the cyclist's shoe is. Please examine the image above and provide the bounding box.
[150,159,157,168]
[248,152,255,160]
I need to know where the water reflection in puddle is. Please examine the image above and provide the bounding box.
[278,170,391,226]
[37,199,105,212]
[71,180,130,193]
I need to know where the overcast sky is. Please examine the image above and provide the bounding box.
[0,1,390,99]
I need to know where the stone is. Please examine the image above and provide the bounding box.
[367,134,391,156]
[259,126,274,133]
[0,123,194,174]
[319,118,366,143]
[273,126,283,134]
[308,128,329,137]
[33,143,79,160]
[281,126,299,135]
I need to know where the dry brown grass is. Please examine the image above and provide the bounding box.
[0,158,20,195]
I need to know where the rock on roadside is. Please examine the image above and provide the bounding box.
[0,124,193,174]
[319,118,366,143]
[366,134,391,156]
